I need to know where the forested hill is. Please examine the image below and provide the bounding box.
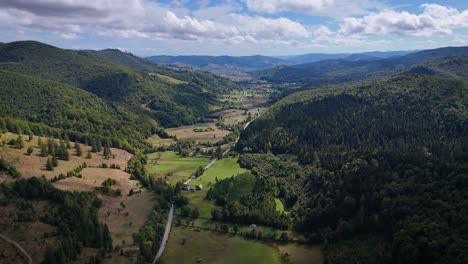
[0,41,237,129]
[236,74,468,262]
[254,46,468,86]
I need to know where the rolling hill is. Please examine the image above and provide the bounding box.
[0,41,237,129]
[237,73,468,262]
[254,46,468,86]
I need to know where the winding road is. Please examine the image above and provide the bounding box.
[0,233,32,264]
[152,204,174,264]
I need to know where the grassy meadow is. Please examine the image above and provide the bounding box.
[146,151,211,185]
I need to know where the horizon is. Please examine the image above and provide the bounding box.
[0,1,467,56]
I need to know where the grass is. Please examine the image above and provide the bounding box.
[160,226,280,264]
[146,151,211,185]
[190,157,248,187]
[182,189,216,219]
[276,243,323,264]
[145,134,176,147]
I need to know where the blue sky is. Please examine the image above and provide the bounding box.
[0,0,467,56]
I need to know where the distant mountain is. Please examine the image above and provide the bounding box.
[254,46,468,86]
[145,55,289,75]
[286,50,415,64]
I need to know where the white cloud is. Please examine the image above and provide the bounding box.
[0,0,310,44]
[340,4,468,37]
[244,0,334,13]
[59,32,78,40]
[243,0,387,18]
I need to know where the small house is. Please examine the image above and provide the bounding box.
[196,184,203,190]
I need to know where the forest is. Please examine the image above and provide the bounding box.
[0,177,112,263]
[236,73,468,263]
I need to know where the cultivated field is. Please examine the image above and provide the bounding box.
[0,132,132,180]
[160,226,281,264]
[165,123,230,143]
[146,151,210,185]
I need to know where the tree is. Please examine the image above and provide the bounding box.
[40,144,48,157]
[52,155,58,167]
[75,142,82,156]
[16,135,24,149]
[103,146,112,159]
[27,146,33,155]
[280,232,289,242]
[191,208,200,218]
[87,152,92,159]
[215,146,223,159]
[46,158,53,171]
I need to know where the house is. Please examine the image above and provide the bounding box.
[183,184,196,191]
[196,184,203,190]
[250,224,257,228]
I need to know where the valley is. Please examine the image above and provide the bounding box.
[0,39,467,264]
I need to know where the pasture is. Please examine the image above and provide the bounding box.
[160,226,280,264]
[190,157,248,187]
[146,151,210,185]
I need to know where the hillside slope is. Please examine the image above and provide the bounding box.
[0,41,236,127]
[255,46,468,86]
[237,74,468,262]
[0,70,154,148]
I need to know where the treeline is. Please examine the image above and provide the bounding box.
[206,172,290,229]
[236,74,468,263]
[0,177,112,263]
[0,116,141,153]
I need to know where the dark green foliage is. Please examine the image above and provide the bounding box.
[237,74,468,262]
[0,158,21,178]
[1,177,112,262]
[206,172,290,229]
[46,158,53,171]
[27,146,33,155]
[0,41,237,129]
[134,180,173,262]
[75,142,82,156]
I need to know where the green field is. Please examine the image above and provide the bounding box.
[190,157,248,187]
[160,226,281,264]
[146,151,211,185]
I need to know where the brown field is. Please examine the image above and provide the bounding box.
[53,168,157,246]
[0,132,132,180]
[165,123,230,143]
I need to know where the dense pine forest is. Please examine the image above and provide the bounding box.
[236,73,468,262]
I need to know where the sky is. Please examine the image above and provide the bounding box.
[0,0,467,56]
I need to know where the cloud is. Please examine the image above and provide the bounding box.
[0,0,310,44]
[243,0,386,18]
[340,4,468,36]
[59,32,78,40]
[243,0,334,13]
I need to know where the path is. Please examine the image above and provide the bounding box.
[0,233,33,264]
[153,204,174,264]
[240,90,246,108]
